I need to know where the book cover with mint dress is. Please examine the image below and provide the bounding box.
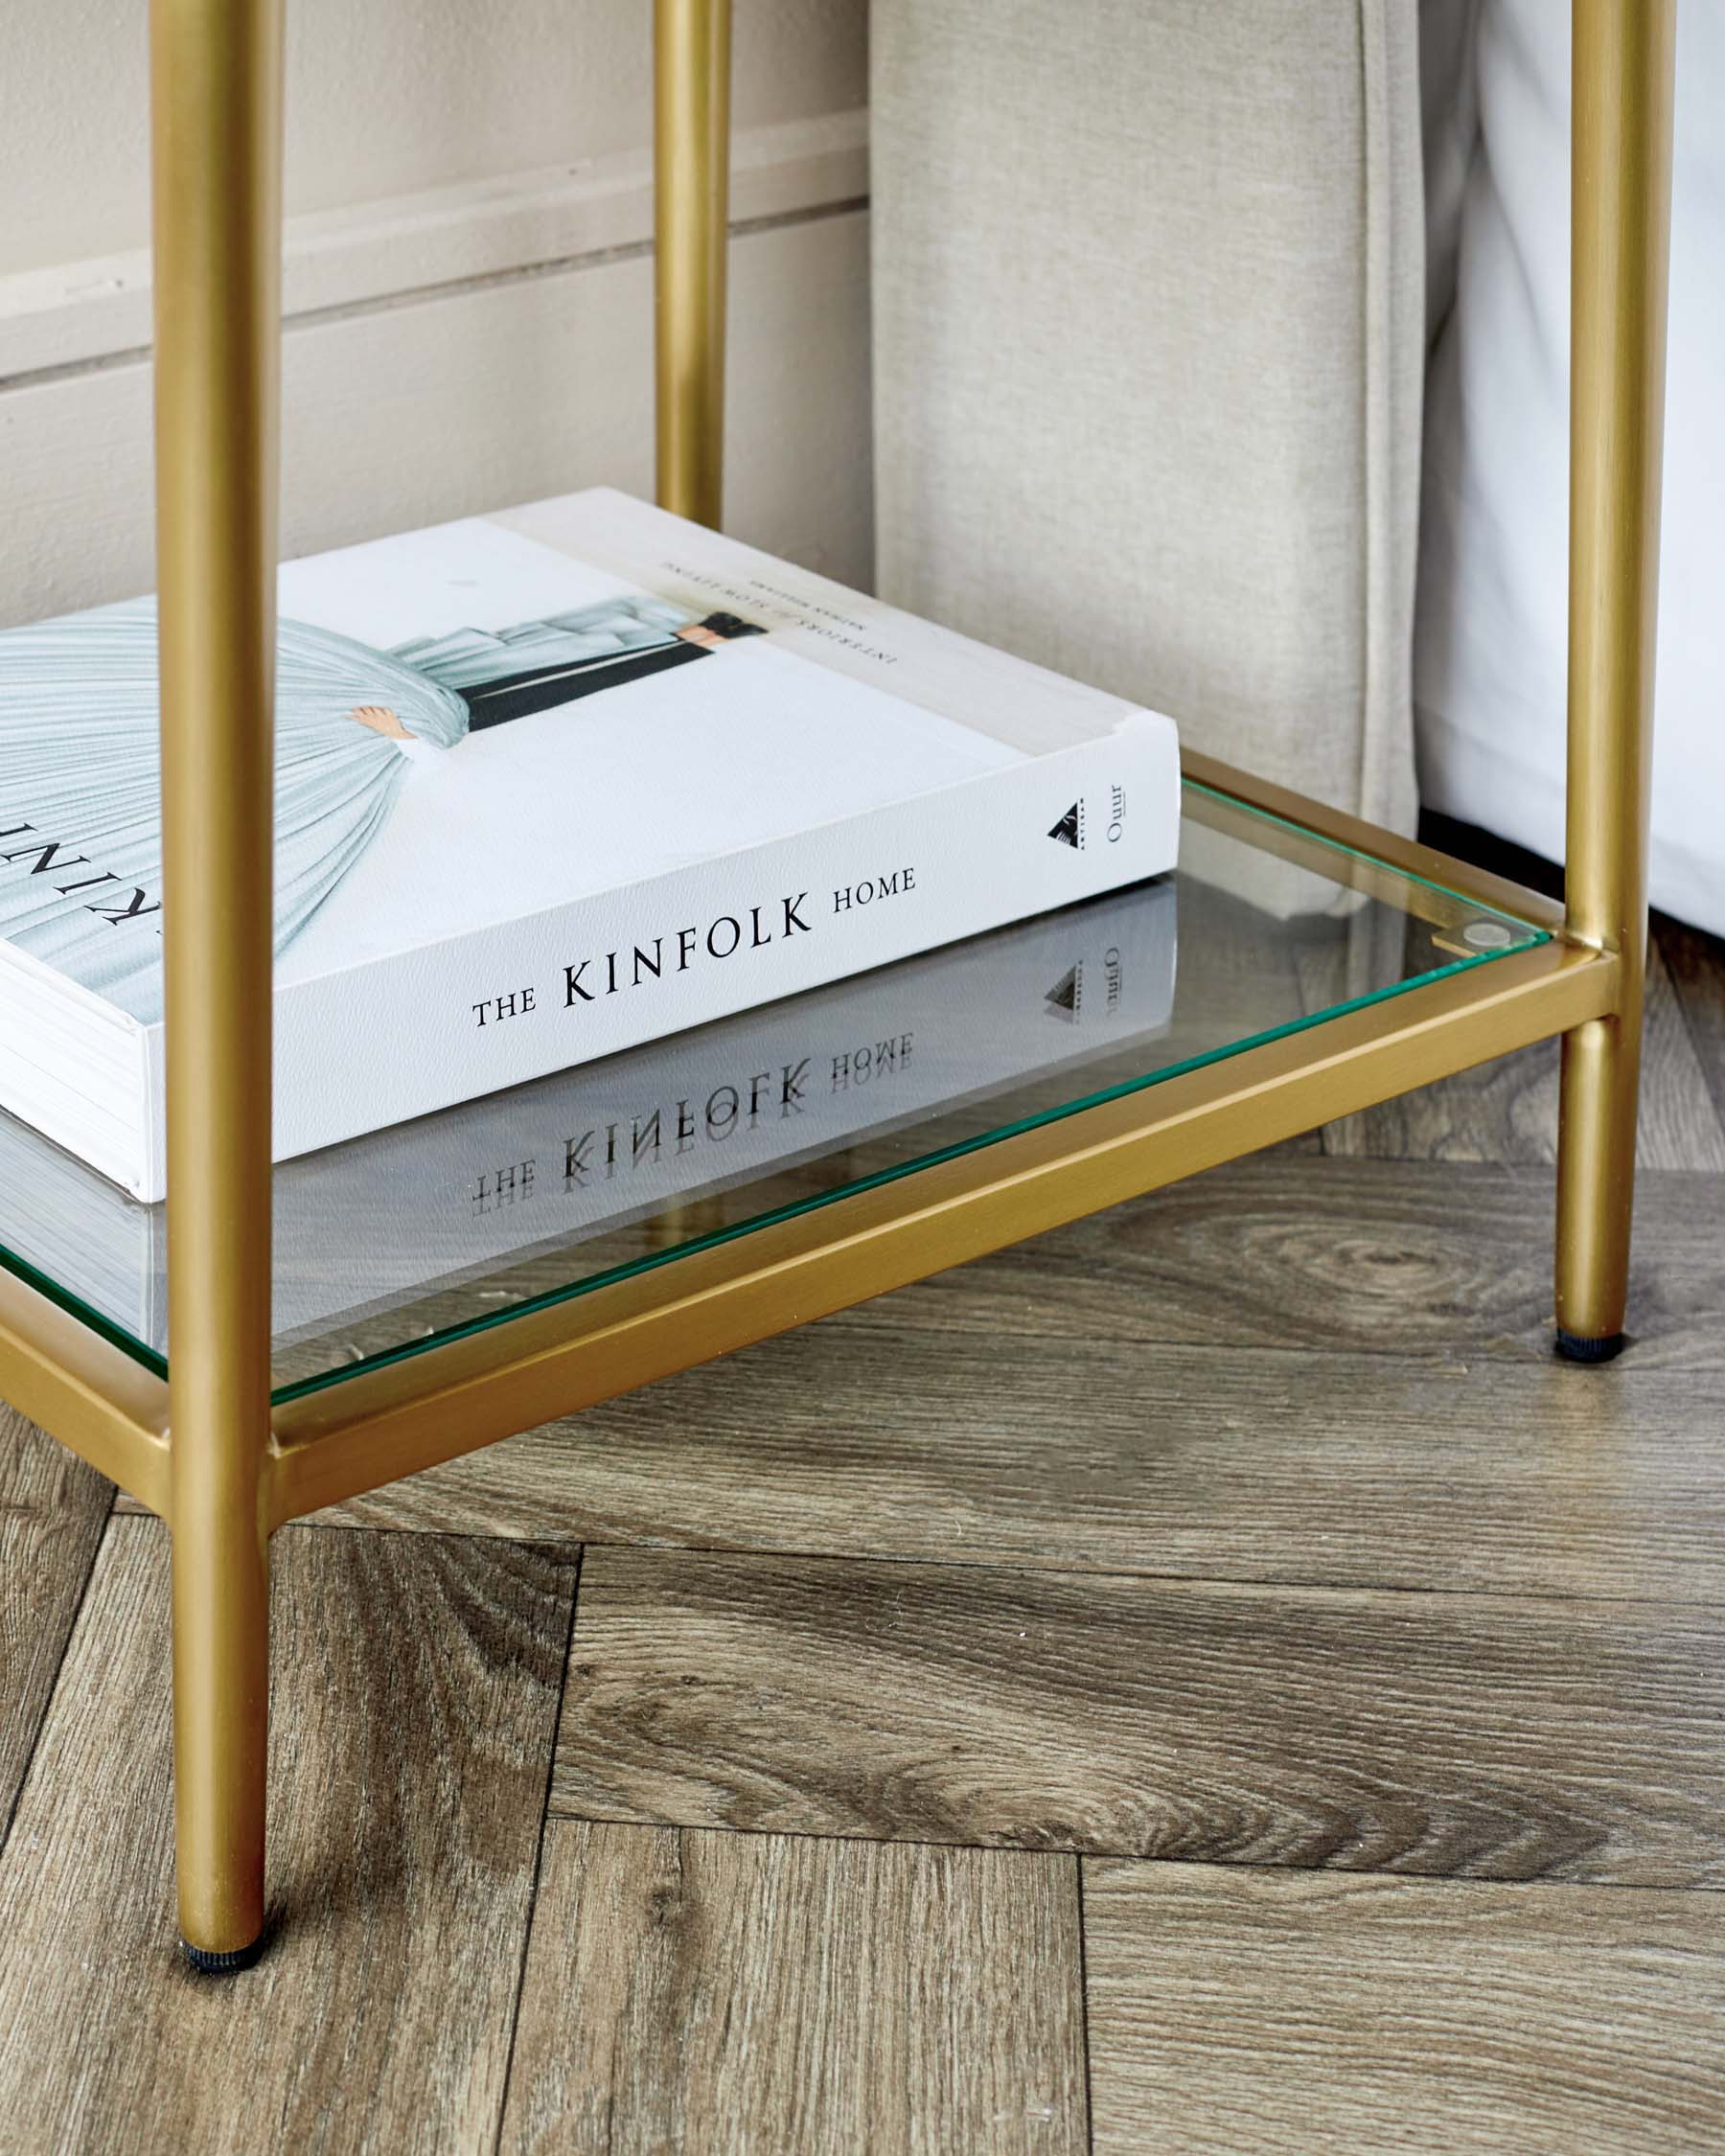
[0,589,761,1024]
[0,491,1178,1201]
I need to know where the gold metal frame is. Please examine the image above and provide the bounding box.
[151,0,283,1966]
[656,0,731,526]
[1555,0,1676,1351]
[0,0,1673,1963]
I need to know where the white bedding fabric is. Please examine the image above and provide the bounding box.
[1416,0,1724,935]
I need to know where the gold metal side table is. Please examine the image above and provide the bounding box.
[0,0,1674,1968]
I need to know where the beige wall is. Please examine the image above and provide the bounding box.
[3,0,866,273]
[0,2,871,616]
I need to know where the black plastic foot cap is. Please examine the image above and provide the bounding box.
[181,1935,264,1975]
[1554,1328,1626,1365]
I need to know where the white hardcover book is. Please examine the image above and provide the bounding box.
[0,877,1177,1363]
[0,489,1179,1200]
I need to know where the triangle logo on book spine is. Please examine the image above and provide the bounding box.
[1044,964,1081,1021]
[1047,802,1082,849]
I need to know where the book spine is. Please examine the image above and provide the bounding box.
[267,876,1179,1348]
[136,717,1180,1200]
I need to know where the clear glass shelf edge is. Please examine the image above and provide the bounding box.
[0,780,1549,1402]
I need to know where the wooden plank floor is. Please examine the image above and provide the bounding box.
[3,896,1723,2150]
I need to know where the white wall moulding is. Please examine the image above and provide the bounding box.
[0,110,868,384]
[0,114,872,629]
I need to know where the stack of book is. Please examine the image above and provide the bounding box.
[0,489,1180,1205]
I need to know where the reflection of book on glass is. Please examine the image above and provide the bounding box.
[0,488,1179,1199]
[0,879,1178,1360]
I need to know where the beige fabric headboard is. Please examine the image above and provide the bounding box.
[870,0,1423,839]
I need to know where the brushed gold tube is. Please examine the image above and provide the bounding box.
[655,0,732,525]
[150,0,283,1962]
[1554,0,1676,1357]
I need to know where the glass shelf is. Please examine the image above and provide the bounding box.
[0,777,1552,1408]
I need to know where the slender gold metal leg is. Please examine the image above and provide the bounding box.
[655,0,732,525]
[150,0,284,1966]
[1554,0,1676,1362]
